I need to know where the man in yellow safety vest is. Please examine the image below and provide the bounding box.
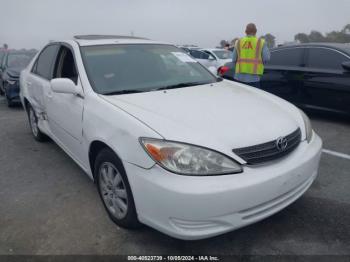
[232,23,270,88]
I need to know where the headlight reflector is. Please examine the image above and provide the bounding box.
[140,138,242,176]
[6,79,17,85]
[299,110,313,143]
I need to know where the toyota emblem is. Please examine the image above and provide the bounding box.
[276,137,288,152]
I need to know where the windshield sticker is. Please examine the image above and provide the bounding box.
[171,52,197,63]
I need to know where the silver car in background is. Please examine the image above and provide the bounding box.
[201,48,233,67]
[180,47,218,70]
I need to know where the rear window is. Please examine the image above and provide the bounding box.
[213,50,233,59]
[7,52,35,69]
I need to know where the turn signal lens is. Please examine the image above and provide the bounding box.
[299,110,313,143]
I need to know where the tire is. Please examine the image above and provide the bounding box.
[27,104,48,142]
[94,148,141,229]
[5,92,14,108]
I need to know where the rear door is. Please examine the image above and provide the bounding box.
[26,44,59,115]
[261,47,306,105]
[303,47,350,114]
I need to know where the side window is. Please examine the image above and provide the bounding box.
[200,51,210,60]
[203,51,215,59]
[53,46,78,84]
[268,48,305,67]
[32,45,59,80]
[306,48,348,71]
[189,50,202,59]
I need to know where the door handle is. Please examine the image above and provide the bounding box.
[26,81,32,86]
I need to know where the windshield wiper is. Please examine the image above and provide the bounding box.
[153,81,212,91]
[102,89,145,96]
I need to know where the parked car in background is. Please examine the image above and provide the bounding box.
[20,35,322,240]
[0,48,8,95]
[201,48,233,67]
[0,50,36,106]
[219,43,350,116]
[179,46,218,70]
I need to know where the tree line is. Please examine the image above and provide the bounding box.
[219,24,350,49]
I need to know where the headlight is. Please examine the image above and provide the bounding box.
[140,138,242,176]
[299,110,313,143]
[6,79,17,85]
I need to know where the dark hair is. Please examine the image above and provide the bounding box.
[245,23,257,35]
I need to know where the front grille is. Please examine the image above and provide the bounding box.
[233,128,301,165]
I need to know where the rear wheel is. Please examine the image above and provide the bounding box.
[95,148,141,229]
[27,104,48,142]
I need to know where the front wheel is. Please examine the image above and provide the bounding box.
[95,148,141,229]
[27,104,48,142]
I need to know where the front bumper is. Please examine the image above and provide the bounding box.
[5,81,20,101]
[124,133,322,240]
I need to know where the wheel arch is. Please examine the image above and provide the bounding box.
[89,140,123,182]
[23,97,30,112]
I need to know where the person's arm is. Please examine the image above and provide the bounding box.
[262,44,270,64]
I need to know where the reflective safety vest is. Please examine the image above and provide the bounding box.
[235,36,265,75]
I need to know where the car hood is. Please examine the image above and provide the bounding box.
[101,81,303,161]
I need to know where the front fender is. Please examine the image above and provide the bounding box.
[83,95,160,170]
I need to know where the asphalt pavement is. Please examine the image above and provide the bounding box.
[0,97,349,255]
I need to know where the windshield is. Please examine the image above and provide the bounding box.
[81,44,217,94]
[213,50,233,60]
[7,52,35,69]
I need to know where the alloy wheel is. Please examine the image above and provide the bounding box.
[99,162,129,219]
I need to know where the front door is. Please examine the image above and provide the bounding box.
[261,48,306,105]
[303,47,350,114]
[45,44,85,161]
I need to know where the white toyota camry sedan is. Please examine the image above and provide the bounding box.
[20,35,322,240]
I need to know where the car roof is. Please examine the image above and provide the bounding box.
[273,43,350,55]
[201,48,227,52]
[72,35,167,47]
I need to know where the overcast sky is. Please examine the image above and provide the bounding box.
[1,0,349,49]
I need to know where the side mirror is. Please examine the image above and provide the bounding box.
[342,61,350,71]
[208,55,216,61]
[51,78,78,95]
